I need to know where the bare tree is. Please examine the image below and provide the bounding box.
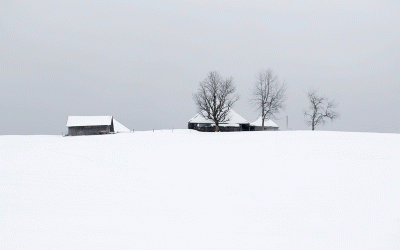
[193,71,240,132]
[252,69,286,130]
[303,90,339,130]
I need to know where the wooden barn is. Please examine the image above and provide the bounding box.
[250,117,279,131]
[188,110,251,132]
[66,116,114,136]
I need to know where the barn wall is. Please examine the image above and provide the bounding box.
[254,126,279,131]
[188,123,245,132]
[68,125,111,136]
[188,123,195,129]
[188,123,279,132]
[241,124,252,131]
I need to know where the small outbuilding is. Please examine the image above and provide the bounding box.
[66,116,131,136]
[66,116,115,136]
[251,117,279,131]
[188,110,251,132]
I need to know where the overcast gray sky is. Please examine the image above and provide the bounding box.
[1,0,399,134]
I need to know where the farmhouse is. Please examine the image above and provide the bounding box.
[66,116,130,136]
[251,117,279,131]
[188,110,251,132]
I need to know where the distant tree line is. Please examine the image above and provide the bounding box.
[193,70,339,132]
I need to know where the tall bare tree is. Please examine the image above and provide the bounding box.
[303,90,339,130]
[252,69,286,130]
[193,71,240,132]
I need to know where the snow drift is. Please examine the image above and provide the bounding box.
[1,130,399,249]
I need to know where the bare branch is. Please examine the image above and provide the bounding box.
[303,89,339,130]
[251,69,286,130]
[193,71,240,132]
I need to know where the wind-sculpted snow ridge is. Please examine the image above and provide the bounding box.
[1,130,400,249]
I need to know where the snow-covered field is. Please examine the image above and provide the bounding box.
[1,130,400,249]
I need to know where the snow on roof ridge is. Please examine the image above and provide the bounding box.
[66,116,113,127]
[250,117,279,127]
[188,109,249,124]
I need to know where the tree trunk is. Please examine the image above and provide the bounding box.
[215,123,220,132]
[312,123,315,130]
[262,118,265,131]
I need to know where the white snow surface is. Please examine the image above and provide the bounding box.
[1,130,400,249]
[188,109,249,124]
[251,117,279,128]
[66,116,113,127]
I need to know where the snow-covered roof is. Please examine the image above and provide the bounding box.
[188,113,210,123]
[227,110,250,124]
[113,119,130,133]
[250,117,279,128]
[188,110,249,124]
[66,116,113,127]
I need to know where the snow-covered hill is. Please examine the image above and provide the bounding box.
[1,130,399,249]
